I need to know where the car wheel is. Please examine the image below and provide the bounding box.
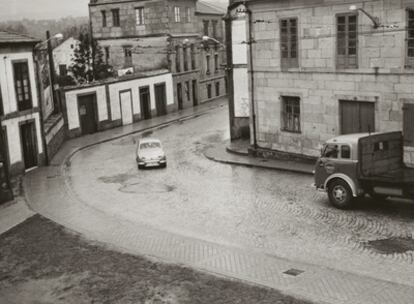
[328,179,353,209]
[138,164,143,170]
[161,163,167,168]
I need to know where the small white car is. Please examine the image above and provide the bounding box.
[136,138,167,169]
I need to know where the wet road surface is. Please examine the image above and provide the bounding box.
[68,105,414,284]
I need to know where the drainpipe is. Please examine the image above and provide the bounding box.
[245,3,258,150]
[224,8,235,140]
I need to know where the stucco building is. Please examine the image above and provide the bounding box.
[88,0,227,110]
[229,0,414,166]
[0,31,44,185]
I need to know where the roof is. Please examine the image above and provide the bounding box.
[0,31,40,45]
[196,1,226,15]
[138,138,161,144]
[326,133,379,145]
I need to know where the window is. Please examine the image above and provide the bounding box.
[207,84,212,99]
[341,145,351,159]
[212,20,218,38]
[206,55,210,74]
[101,11,107,27]
[174,7,181,22]
[407,9,414,67]
[135,7,144,25]
[323,144,339,159]
[185,81,190,101]
[13,61,32,111]
[104,46,110,64]
[59,64,67,76]
[203,20,209,36]
[112,9,120,27]
[214,54,219,72]
[183,46,188,71]
[123,46,132,67]
[282,96,300,133]
[340,100,375,134]
[215,82,220,96]
[190,44,196,69]
[175,45,181,72]
[337,14,358,69]
[280,18,298,69]
[186,7,191,22]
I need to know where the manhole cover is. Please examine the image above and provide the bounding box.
[364,237,414,254]
[283,268,304,276]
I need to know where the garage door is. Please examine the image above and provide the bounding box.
[340,100,375,134]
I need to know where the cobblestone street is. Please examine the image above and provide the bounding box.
[21,102,414,303]
[67,105,414,285]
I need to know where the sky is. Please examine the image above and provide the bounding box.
[0,0,229,21]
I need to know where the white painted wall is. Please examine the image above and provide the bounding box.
[0,51,39,114]
[108,73,174,121]
[65,73,174,130]
[53,37,79,75]
[233,68,249,117]
[65,85,107,130]
[0,49,42,168]
[2,112,43,165]
[232,19,248,65]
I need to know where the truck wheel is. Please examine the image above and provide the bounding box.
[328,179,353,209]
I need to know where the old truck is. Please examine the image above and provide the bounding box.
[314,131,414,208]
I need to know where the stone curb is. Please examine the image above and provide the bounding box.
[205,148,314,176]
[225,145,249,156]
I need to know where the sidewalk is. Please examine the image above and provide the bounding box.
[204,139,315,175]
[18,100,414,304]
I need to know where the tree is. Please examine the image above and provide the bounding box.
[70,30,113,84]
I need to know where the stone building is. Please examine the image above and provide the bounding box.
[0,31,44,185]
[229,0,414,166]
[88,0,227,110]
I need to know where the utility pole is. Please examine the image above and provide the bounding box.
[46,30,59,114]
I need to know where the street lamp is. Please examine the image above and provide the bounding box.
[202,35,225,48]
[349,5,380,28]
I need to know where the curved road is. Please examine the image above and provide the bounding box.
[66,105,414,284]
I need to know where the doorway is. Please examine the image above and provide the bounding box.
[340,100,375,134]
[177,83,183,110]
[139,86,151,120]
[78,94,98,135]
[20,121,38,170]
[155,82,167,116]
[192,80,198,106]
[120,90,133,125]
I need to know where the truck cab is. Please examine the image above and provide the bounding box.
[314,134,366,208]
[315,131,414,209]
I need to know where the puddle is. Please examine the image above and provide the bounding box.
[119,183,176,194]
[364,237,414,254]
[98,173,136,184]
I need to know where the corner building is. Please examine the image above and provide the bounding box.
[233,0,414,166]
[89,0,227,110]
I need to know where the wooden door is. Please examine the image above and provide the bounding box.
[139,87,151,120]
[340,100,375,134]
[78,94,97,135]
[0,129,13,203]
[403,104,414,146]
[20,122,38,170]
[192,80,198,106]
[177,83,183,110]
[120,90,133,125]
[155,83,167,116]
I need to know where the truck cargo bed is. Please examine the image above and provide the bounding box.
[359,167,414,185]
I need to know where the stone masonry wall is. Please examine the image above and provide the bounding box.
[248,0,414,165]
[90,0,198,39]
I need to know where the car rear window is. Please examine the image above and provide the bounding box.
[140,142,161,149]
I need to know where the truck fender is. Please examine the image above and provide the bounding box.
[324,174,358,197]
